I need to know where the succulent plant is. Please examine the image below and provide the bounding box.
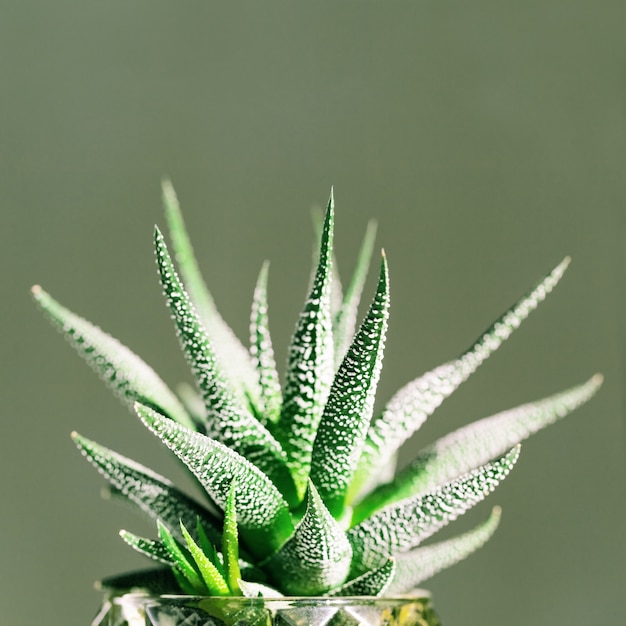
[33,184,602,603]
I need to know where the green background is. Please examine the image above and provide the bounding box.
[2,1,625,624]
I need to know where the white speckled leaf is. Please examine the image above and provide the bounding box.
[250,261,282,425]
[136,403,294,559]
[386,506,502,593]
[329,557,396,597]
[72,432,222,545]
[268,481,352,595]
[309,253,389,517]
[333,220,378,366]
[358,258,570,477]
[119,530,174,567]
[32,286,193,430]
[162,180,261,408]
[278,193,335,497]
[355,374,602,520]
[347,446,519,576]
[155,228,296,504]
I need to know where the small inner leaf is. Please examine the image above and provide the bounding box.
[222,481,243,594]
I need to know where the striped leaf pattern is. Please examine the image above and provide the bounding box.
[155,227,296,503]
[309,253,390,517]
[358,257,571,476]
[32,286,193,429]
[347,446,519,575]
[36,186,602,600]
[136,403,294,559]
[277,193,335,497]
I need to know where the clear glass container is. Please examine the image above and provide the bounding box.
[92,593,441,626]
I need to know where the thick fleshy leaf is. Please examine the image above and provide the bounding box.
[347,446,519,576]
[357,258,570,479]
[180,521,230,596]
[136,403,294,559]
[32,286,193,430]
[329,557,396,597]
[333,219,378,366]
[387,506,502,593]
[309,253,390,517]
[119,530,174,567]
[155,227,296,503]
[249,261,282,425]
[71,432,221,545]
[354,374,602,521]
[278,192,335,497]
[162,179,260,406]
[267,481,352,595]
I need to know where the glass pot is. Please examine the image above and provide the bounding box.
[93,593,441,626]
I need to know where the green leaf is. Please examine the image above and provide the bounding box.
[249,261,282,425]
[222,481,243,594]
[136,403,294,559]
[311,204,343,320]
[267,481,352,595]
[278,192,335,497]
[347,446,520,576]
[155,227,297,504]
[357,257,570,478]
[71,431,222,545]
[97,567,179,595]
[354,374,602,521]
[329,557,396,597]
[162,179,261,407]
[309,252,390,517]
[387,506,502,593]
[32,286,194,430]
[333,219,378,366]
[158,520,205,593]
[180,521,230,596]
[119,530,175,566]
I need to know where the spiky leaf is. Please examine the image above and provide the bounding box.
[155,227,296,503]
[309,252,390,517]
[387,506,502,593]
[162,179,260,406]
[222,481,243,593]
[347,446,519,575]
[72,431,222,544]
[32,286,193,430]
[278,193,335,496]
[119,530,174,566]
[333,219,378,365]
[158,520,205,593]
[357,258,570,478]
[180,521,231,596]
[267,481,352,595]
[355,374,602,520]
[329,557,396,597]
[249,261,282,425]
[136,403,294,558]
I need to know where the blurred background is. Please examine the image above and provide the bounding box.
[1,1,625,624]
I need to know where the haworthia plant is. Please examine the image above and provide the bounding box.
[34,183,602,600]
